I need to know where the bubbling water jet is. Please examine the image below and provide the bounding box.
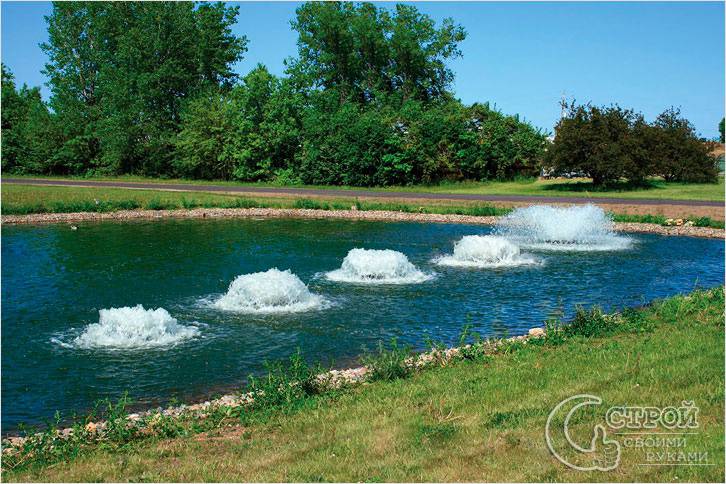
[434,235,540,268]
[70,305,199,349]
[325,248,434,284]
[214,268,327,313]
[495,204,631,251]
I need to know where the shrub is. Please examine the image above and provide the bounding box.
[245,350,323,414]
[563,306,620,338]
[362,338,413,381]
[547,102,718,185]
[649,108,718,183]
[546,103,646,185]
[294,198,329,210]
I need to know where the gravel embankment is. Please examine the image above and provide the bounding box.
[1,207,723,238]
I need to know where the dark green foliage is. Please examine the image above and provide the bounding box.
[5,2,545,185]
[289,2,465,103]
[649,107,718,183]
[172,1,545,186]
[547,102,718,185]
[294,98,546,186]
[173,89,238,179]
[1,65,59,173]
[719,118,724,143]
[10,2,713,188]
[546,102,648,185]
[36,1,246,176]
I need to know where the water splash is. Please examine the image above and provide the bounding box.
[68,305,199,350]
[214,268,327,313]
[495,204,631,251]
[434,235,540,268]
[325,248,434,284]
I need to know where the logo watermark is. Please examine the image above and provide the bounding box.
[545,395,710,471]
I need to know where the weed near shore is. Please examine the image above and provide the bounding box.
[4,287,723,481]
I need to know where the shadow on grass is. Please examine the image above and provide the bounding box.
[541,180,662,193]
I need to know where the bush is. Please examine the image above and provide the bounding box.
[547,102,718,185]
[546,103,646,185]
[295,97,546,186]
[246,350,322,413]
[649,108,718,183]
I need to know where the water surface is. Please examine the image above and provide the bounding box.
[2,218,723,429]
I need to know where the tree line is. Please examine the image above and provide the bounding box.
[546,103,719,185]
[1,1,719,186]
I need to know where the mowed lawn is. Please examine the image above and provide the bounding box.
[8,288,724,482]
[4,174,725,201]
[0,184,510,217]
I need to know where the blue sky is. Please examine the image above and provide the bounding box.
[2,1,724,137]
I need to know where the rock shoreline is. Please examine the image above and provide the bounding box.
[2,207,723,238]
[1,332,536,452]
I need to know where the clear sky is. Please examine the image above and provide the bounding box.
[2,1,724,137]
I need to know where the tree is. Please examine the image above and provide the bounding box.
[226,66,302,181]
[289,2,465,105]
[174,65,303,182]
[458,103,546,180]
[546,103,643,185]
[546,103,717,185]
[41,1,247,175]
[174,89,237,180]
[41,2,106,173]
[650,108,717,183]
[719,117,724,143]
[1,64,22,171]
[1,64,59,173]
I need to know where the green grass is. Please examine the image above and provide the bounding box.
[0,185,513,218]
[3,184,723,228]
[611,213,725,229]
[4,287,724,482]
[6,174,725,201]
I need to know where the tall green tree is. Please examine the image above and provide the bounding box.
[173,89,237,180]
[547,103,716,185]
[1,64,23,171]
[226,65,303,181]
[41,1,247,175]
[289,2,465,105]
[175,65,303,181]
[1,64,59,173]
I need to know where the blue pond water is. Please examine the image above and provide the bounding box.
[1,216,723,430]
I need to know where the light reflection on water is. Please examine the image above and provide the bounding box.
[1,217,723,429]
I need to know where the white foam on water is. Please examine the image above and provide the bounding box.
[495,204,632,251]
[433,235,540,268]
[325,248,434,284]
[68,305,199,350]
[213,268,327,313]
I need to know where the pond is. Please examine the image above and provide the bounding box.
[2,212,723,430]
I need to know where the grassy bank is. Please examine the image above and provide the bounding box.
[5,174,725,201]
[2,184,723,228]
[4,287,724,482]
[0,184,507,217]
